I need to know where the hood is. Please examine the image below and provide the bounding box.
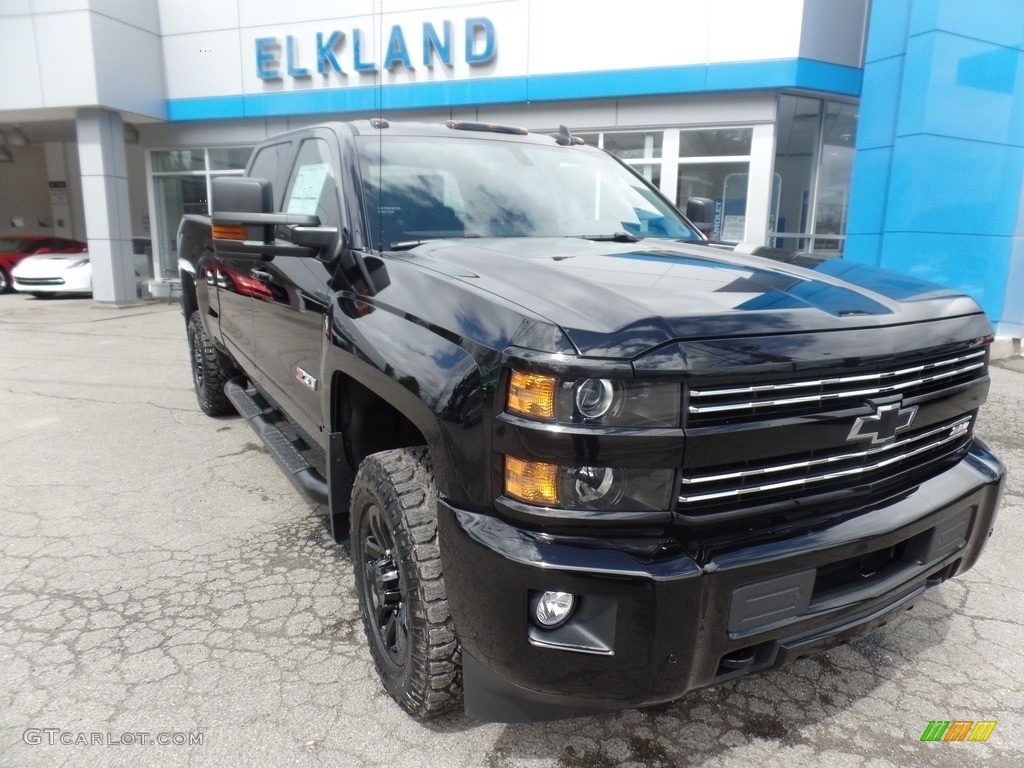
[410,238,983,357]
[12,253,90,276]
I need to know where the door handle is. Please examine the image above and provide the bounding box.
[249,268,273,281]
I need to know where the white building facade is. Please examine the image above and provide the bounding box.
[17,2,1020,350]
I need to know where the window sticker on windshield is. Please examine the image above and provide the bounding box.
[287,163,330,215]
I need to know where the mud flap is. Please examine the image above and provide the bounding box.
[327,431,355,543]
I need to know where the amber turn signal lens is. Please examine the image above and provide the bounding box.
[212,224,245,240]
[504,456,559,506]
[507,370,556,420]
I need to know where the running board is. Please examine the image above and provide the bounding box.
[224,377,329,505]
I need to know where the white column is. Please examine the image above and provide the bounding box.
[42,143,75,238]
[741,122,777,250]
[75,108,136,304]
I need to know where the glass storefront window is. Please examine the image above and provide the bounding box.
[588,131,665,201]
[675,129,754,243]
[153,176,207,277]
[679,128,752,157]
[209,147,254,171]
[634,165,661,187]
[813,101,857,254]
[772,95,822,251]
[152,149,205,173]
[582,126,756,244]
[150,145,253,278]
[603,132,662,160]
[676,161,750,242]
[771,95,857,254]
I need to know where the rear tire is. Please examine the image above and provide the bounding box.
[350,447,463,718]
[187,310,237,416]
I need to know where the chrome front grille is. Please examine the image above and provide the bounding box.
[15,277,65,286]
[688,348,986,427]
[677,414,974,520]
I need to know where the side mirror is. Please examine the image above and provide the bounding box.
[34,247,53,254]
[212,176,276,244]
[212,176,321,258]
[685,197,715,237]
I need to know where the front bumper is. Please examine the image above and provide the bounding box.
[438,441,1005,722]
[13,270,91,294]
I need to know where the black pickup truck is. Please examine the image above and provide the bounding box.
[177,120,1005,722]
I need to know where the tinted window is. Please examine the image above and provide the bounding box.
[356,136,701,250]
[0,239,35,252]
[248,141,291,208]
[281,139,340,230]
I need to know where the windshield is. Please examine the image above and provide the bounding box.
[356,135,702,250]
[0,239,37,253]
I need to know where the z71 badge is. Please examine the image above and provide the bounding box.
[295,367,318,391]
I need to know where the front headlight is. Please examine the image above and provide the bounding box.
[506,371,680,427]
[504,457,674,511]
[67,258,90,268]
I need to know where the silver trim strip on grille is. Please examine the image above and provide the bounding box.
[678,416,972,504]
[689,350,985,415]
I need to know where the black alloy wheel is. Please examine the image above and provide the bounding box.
[349,447,463,718]
[186,310,236,416]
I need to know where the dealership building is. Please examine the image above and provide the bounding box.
[0,0,1021,352]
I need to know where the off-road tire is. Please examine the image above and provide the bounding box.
[187,310,237,416]
[350,447,463,718]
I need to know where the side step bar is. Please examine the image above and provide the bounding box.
[224,377,328,505]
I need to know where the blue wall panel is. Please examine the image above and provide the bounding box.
[865,0,913,63]
[909,0,1024,50]
[886,135,1024,236]
[845,146,893,237]
[167,59,862,122]
[879,232,1009,320]
[856,57,905,150]
[848,0,1024,335]
[897,33,1024,145]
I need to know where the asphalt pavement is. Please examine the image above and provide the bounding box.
[1,292,1022,768]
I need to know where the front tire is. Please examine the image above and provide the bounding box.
[186,310,236,416]
[0,268,9,293]
[350,447,463,718]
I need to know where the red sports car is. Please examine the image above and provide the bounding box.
[0,235,87,293]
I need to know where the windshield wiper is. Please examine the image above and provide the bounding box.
[389,240,434,251]
[577,231,642,243]
[389,234,481,251]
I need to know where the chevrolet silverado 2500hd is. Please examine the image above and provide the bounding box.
[177,120,1005,722]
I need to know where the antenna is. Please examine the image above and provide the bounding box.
[376,1,384,255]
[554,125,584,146]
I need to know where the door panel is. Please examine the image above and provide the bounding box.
[213,140,293,373]
[252,135,341,430]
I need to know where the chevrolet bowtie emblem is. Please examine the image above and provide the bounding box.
[848,402,918,444]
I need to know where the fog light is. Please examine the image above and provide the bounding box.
[535,591,576,628]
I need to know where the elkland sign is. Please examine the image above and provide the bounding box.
[255,18,497,80]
